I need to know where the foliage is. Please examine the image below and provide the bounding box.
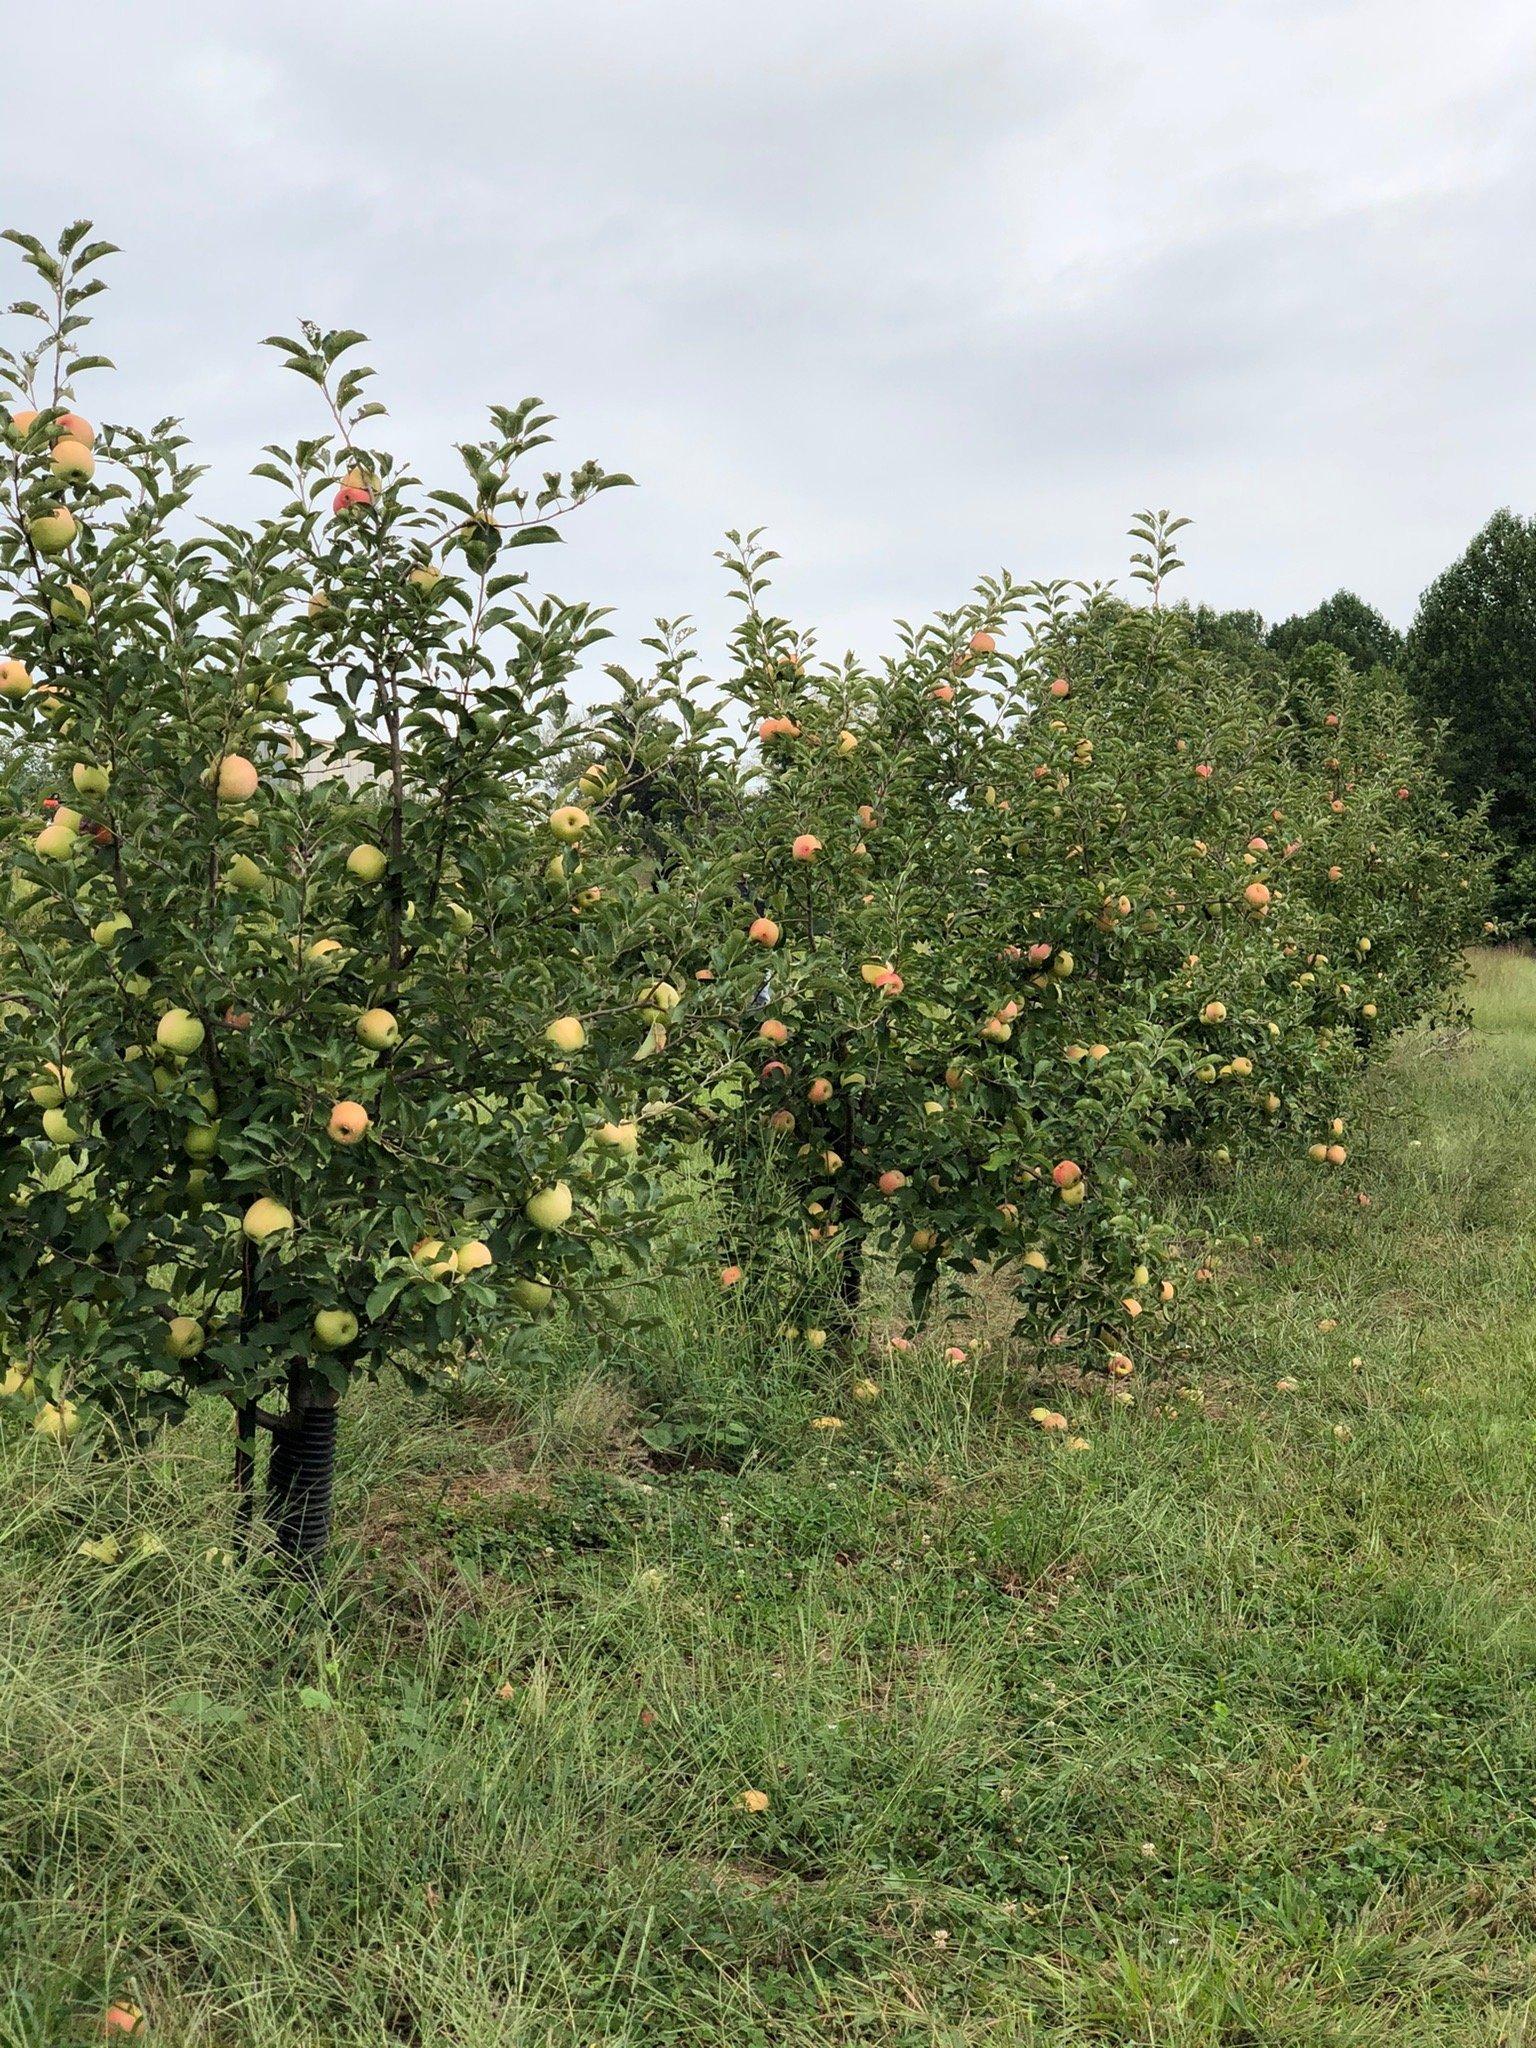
[0,224,1491,1515]
[1269,587,1404,673]
[1405,508,1536,925]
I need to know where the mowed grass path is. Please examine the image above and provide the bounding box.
[5,953,1536,2046]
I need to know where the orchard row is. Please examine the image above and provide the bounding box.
[0,227,1488,1486]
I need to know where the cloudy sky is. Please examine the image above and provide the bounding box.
[6,0,1535,678]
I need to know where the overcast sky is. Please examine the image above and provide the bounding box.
[6,0,1535,680]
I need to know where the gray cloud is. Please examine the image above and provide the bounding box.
[8,0,1536,680]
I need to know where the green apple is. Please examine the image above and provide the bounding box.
[165,1314,205,1359]
[29,508,77,555]
[524,1183,573,1231]
[155,1008,205,1057]
[313,1307,359,1350]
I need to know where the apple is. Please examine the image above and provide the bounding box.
[1051,950,1075,978]
[931,682,955,703]
[981,1017,1012,1043]
[34,1399,80,1440]
[156,1008,205,1056]
[1243,882,1271,911]
[412,1238,455,1278]
[72,761,110,799]
[719,1263,743,1287]
[594,1119,639,1155]
[807,1077,834,1105]
[525,1183,573,1231]
[333,483,372,514]
[165,1315,205,1359]
[213,753,259,802]
[407,562,442,594]
[50,580,91,622]
[6,407,38,439]
[29,508,76,554]
[50,437,94,482]
[749,916,780,947]
[183,1123,220,1160]
[549,804,590,842]
[638,980,681,1024]
[53,411,94,447]
[510,1276,553,1313]
[837,729,859,754]
[1049,677,1070,698]
[30,1063,73,1107]
[306,937,345,970]
[328,1100,370,1144]
[0,659,31,698]
[455,1240,493,1278]
[346,843,387,883]
[545,1015,587,1054]
[34,822,77,860]
[1059,1181,1087,1207]
[1325,1143,1348,1165]
[970,630,996,655]
[225,854,268,894]
[767,1109,795,1132]
[243,1196,294,1241]
[1200,1001,1227,1025]
[878,1169,907,1194]
[314,1307,360,1350]
[356,1007,400,1050]
[1051,1160,1083,1189]
[759,1018,789,1045]
[791,834,821,861]
[42,1106,83,1144]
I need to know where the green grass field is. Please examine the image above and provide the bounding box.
[5,952,1536,2046]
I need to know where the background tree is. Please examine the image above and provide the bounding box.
[1269,589,1403,673]
[1404,509,1536,923]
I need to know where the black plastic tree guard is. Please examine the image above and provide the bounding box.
[266,1395,339,1573]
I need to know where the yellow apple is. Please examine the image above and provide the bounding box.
[356,1007,400,1050]
[545,1015,586,1054]
[34,822,77,860]
[35,1399,80,1439]
[549,804,590,842]
[313,1307,359,1350]
[525,1183,573,1231]
[510,1276,553,1312]
[346,843,387,883]
[455,1239,493,1277]
[0,658,31,698]
[242,1196,295,1241]
[594,1120,639,1155]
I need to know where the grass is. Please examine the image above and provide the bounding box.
[6,951,1536,2044]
